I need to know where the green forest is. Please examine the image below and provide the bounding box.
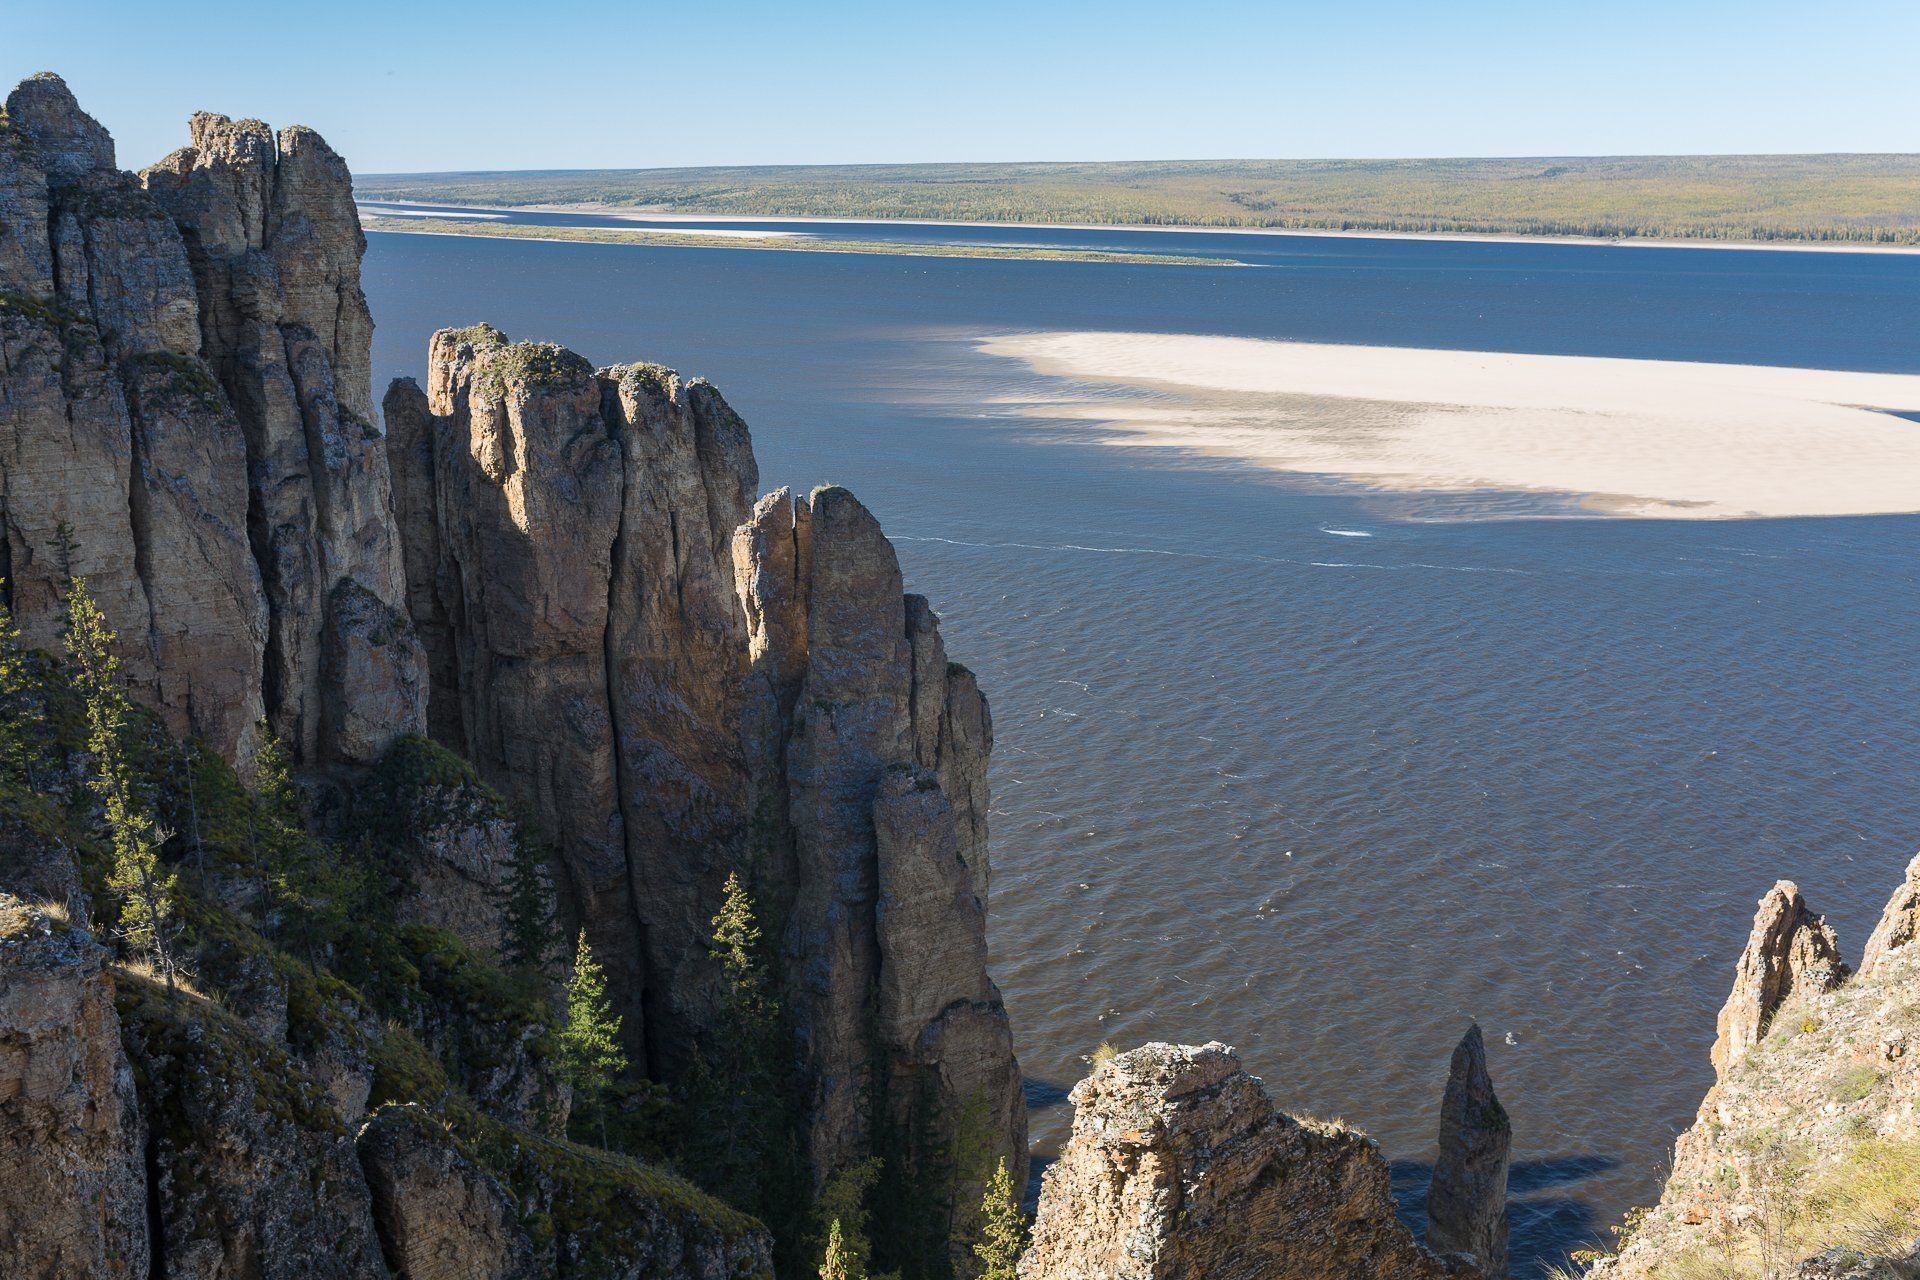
[355,154,1920,245]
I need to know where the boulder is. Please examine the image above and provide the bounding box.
[357,1103,537,1280]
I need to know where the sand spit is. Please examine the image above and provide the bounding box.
[978,332,1920,519]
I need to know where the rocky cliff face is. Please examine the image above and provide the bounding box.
[0,73,420,769]
[385,325,1027,1213]
[1588,858,1920,1280]
[2,70,1029,1279]
[1019,1041,1473,1280]
[1709,879,1850,1079]
[0,894,148,1280]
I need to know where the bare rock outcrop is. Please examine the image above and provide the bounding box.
[388,331,1025,1222]
[1709,880,1849,1079]
[0,72,419,770]
[1589,858,1920,1280]
[143,108,421,764]
[357,1103,537,1280]
[0,896,149,1280]
[1427,1023,1511,1277]
[1859,851,1920,979]
[1020,1041,1469,1280]
[115,971,391,1280]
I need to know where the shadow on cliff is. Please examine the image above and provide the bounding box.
[1391,1155,1618,1279]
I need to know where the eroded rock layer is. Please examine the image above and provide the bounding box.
[0,895,149,1280]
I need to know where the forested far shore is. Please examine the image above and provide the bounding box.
[355,153,1920,245]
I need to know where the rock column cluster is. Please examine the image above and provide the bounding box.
[384,326,1027,1199]
[0,73,422,769]
[2,70,1025,1273]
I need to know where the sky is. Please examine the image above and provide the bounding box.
[6,0,1917,174]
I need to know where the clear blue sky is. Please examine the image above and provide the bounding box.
[8,0,1917,174]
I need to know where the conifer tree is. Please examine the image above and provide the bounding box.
[973,1157,1027,1280]
[0,590,44,789]
[64,579,179,993]
[254,729,303,832]
[820,1219,863,1280]
[249,727,347,959]
[499,826,558,973]
[559,929,627,1146]
[693,871,783,1207]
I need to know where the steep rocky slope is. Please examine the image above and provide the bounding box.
[1585,860,1920,1280]
[0,70,1022,1278]
[0,896,148,1280]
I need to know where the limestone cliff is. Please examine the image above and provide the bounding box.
[0,73,421,769]
[385,326,1028,1224]
[0,70,1037,1279]
[1019,1041,1474,1280]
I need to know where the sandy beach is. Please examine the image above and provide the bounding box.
[979,332,1920,519]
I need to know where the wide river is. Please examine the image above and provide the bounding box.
[362,210,1920,1274]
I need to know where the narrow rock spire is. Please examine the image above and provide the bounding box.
[1709,880,1848,1078]
[1428,1023,1512,1277]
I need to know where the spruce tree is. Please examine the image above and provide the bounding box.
[559,929,627,1146]
[499,826,558,973]
[820,1219,861,1280]
[64,579,179,993]
[254,729,303,831]
[250,728,343,960]
[694,871,782,1208]
[973,1158,1027,1280]
[0,590,44,789]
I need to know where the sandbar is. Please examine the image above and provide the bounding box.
[978,331,1920,519]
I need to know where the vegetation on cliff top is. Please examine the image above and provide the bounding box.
[356,154,1920,246]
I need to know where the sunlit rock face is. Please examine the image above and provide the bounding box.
[389,327,1026,1216]
[1020,1041,1471,1280]
[0,72,421,770]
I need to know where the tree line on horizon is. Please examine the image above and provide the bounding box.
[355,154,1920,246]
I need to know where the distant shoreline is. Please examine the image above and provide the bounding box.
[356,212,1238,267]
[388,202,1920,256]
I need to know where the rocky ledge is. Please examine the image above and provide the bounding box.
[1018,1040,1494,1280]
